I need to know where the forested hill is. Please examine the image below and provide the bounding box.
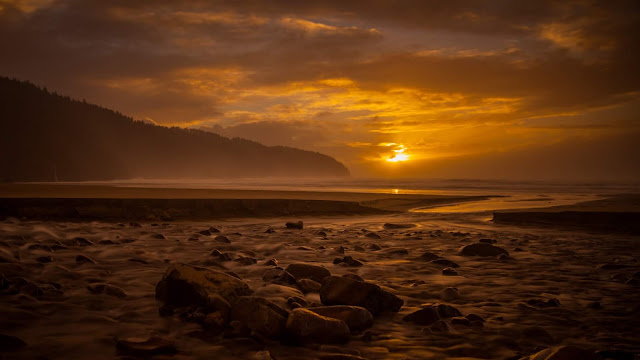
[0,77,350,181]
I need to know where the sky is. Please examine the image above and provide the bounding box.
[1,0,639,181]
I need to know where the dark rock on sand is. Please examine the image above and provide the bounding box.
[383,223,415,229]
[263,269,297,286]
[418,251,440,261]
[285,263,331,283]
[75,255,96,264]
[151,234,166,240]
[72,237,94,246]
[428,320,453,332]
[430,258,460,268]
[367,243,382,251]
[442,267,458,276]
[333,256,364,267]
[231,296,289,339]
[155,263,252,307]
[521,345,599,360]
[209,227,221,233]
[285,221,304,229]
[342,273,364,282]
[234,256,257,266]
[214,235,231,243]
[365,232,381,239]
[198,229,212,236]
[465,313,485,322]
[285,308,350,344]
[87,283,127,298]
[336,246,346,254]
[403,307,440,325]
[264,258,278,266]
[309,306,373,333]
[441,287,461,301]
[320,276,403,315]
[116,337,177,357]
[451,316,471,326]
[458,243,509,257]
[265,228,276,233]
[0,333,27,351]
[385,248,409,256]
[297,278,322,293]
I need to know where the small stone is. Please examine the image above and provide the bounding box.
[441,287,460,301]
[265,258,278,266]
[309,305,374,333]
[265,228,276,233]
[336,246,345,254]
[418,251,440,261]
[458,243,509,257]
[385,248,409,256]
[129,222,142,227]
[0,334,27,351]
[285,221,304,229]
[442,267,458,276]
[429,258,460,268]
[263,269,297,286]
[316,231,328,237]
[587,301,602,309]
[214,235,231,243]
[365,232,381,239]
[87,283,127,298]
[285,308,350,344]
[116,337,177,357]
[321,276,403,315]
[151,234,166,240]
[75,255,96,264]
[209,227,221,233]
[465,313,485,322]
[383,223,415,229]
[367,243,382,251]
[297,278,322,293]
[285,263,331,283]
[333,256,364,267]
[403,307,440,325]
[288,296,309,307]
[451,317,471,326]
[198,229,212,236]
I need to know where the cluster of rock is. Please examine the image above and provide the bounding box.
[154,262,403,346]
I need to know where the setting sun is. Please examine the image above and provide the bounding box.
[385,144,410,162]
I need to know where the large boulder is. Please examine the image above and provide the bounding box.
[458,243,509,257]
[309,306,373,333]
[155,263,252,307]
[230,296,289,339]
[522,345,599,360]
[285,263,331,283]
[285,308,350,344]
[319,276,403,316]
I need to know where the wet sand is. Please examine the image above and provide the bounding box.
[0,187,638,359]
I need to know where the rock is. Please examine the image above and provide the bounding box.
[465,313,485,322]
[75,255,96,264]
[210,249,222,256]
[434,303,462,317]
[214,235,231,243]
[309,306,373,333]
[385,248,409,256]
[231,296,289,339]
[418,251,440,261]
[429,320,453,332]
[98,240,117,245]
[367,243,382,251]
[72,237,94,246]
[151,234,166,240]
[383,223,415,229]
[155,263,252,307]
[522,345,599,360]
[263,269,297,286]
[342,274,364,282]
[403,307,440,325]
[297,246,314,251]
[354,245,365,252]
[365,232,381,239]
[336,246,345,254]
[87,283,127,298]
[442,267,458,276]
[526,298,560,308]
[234,256,257,266]
[333,256,364,267]
[288,296,309,307]
[129,222,142,227]
[0,334,27,351]
[479,238,497,244]
[458,243,509,257]
[265,228,275,233]
[285,221,304,229]
[285,263,331,283]
[441,287,460,301]
[265,258,278,266]
[451,317,471,326]
[116,337,177,357]
[209,227,220,233]
[36,256,53,263]
[320,276,403,315]
[429,258,460,268]
[297,278,322,293]
[497,253,512,261]
[316,231,328,237]
[198,229,212,236]
[285,308,350,344]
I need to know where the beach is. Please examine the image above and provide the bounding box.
[0,183,638,359]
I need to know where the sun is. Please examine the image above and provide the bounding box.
[385,144,410,162]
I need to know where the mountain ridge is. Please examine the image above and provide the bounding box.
[0,77,350,181]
